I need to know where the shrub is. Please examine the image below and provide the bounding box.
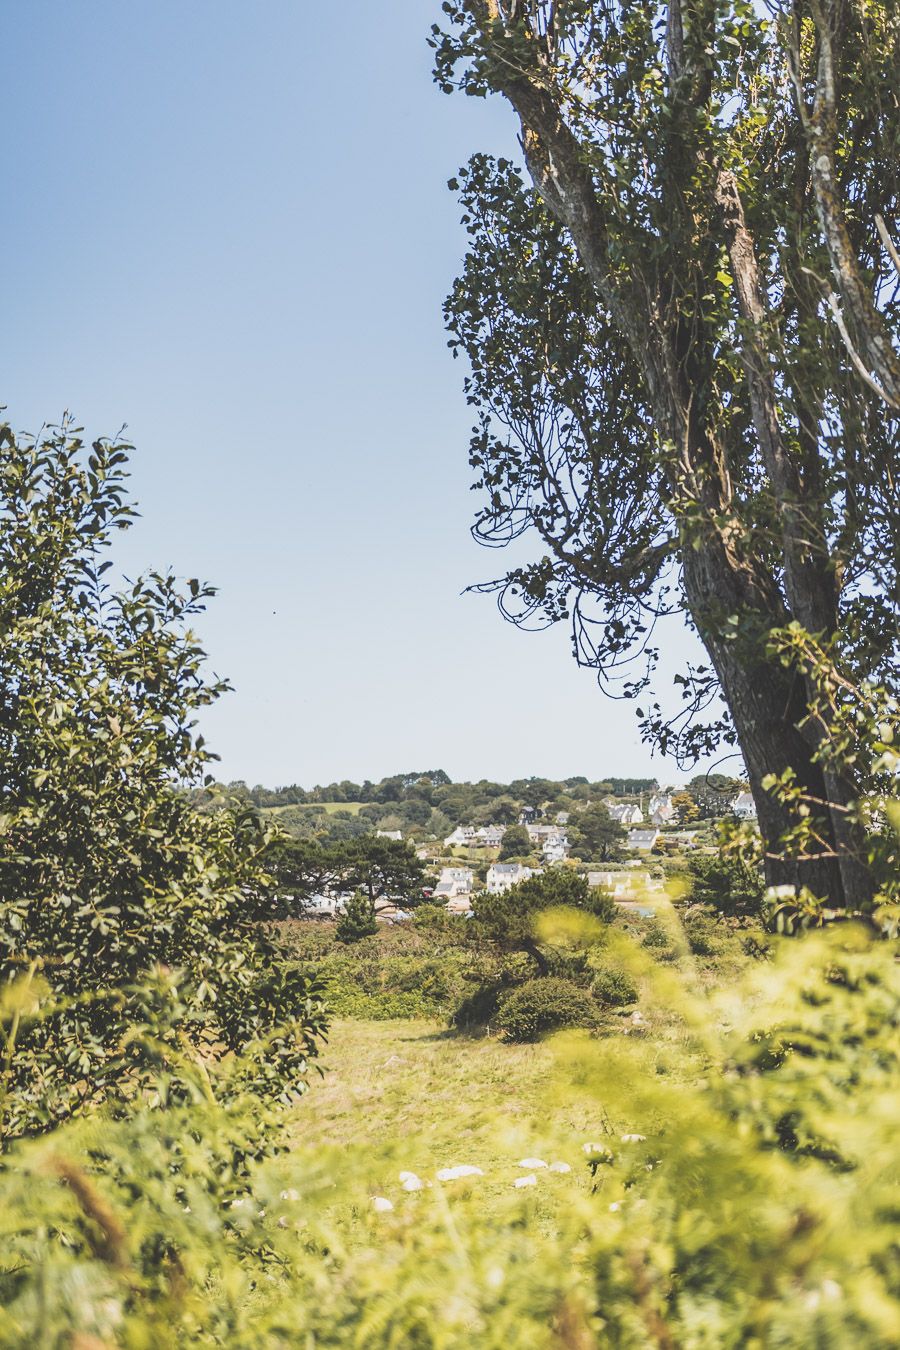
[335,893,378,943]
[681,912,724,956]
[592,966,638,1006]
[689,852,765,919]
[584,887,617,924]
[640,921,671,949]
[496,977,598,1042]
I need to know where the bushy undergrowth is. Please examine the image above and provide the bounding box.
[496,976,599,1042]
[3,925,899,1346]
[591,965,639,1006]
[283,916,498,1020]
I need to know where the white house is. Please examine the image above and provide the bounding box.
[608,803,644,825]
[445,894,475,916]
[486,862,533,893]
[648,792,674,825]
[526,824,567,845]
[305,892,341,916]
[627,828,660,852]
[432,867,475,901]
[376,829,402,841]
[732,791,757,820]
[478,825,505,849]
[444,825,477,847]
[542,835,570,863]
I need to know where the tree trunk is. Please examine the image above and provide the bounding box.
[682,543,872,907]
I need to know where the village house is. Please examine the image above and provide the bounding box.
[431,867,475,902]
[486,862,534,893]
[648,792,674,825]
[445,894,475,916]
[478,825,505,849]
[542,835,570,863]
[606,801,645,825]
[627,827,660,852]
[731,791,757,820]
[526,823,566,844]
[444,825,477,847]
[588,870,641,899]
[376,829,402,841]
[444,824,506,849]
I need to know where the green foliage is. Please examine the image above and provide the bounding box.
[689,852,766,920]
[568,804,626,862]
[0,421,326,1138]
[498,822,530,859]
[285,918,491,1021]
[3,909,900,1344]
[640,922,674,960]
[335,892,378,944]
[496,977,598,1043]
[473,869,596,961]
[270,834,427,913]
[591,966,638,1007]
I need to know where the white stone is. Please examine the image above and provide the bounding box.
[518,1157,548,1169]
[514,1174,537,1188]
[436,1164,484,1181]
[549,1161,571,1173]
[371,1196,394,1212]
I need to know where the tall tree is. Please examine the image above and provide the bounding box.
[568,804,626,861]
[433,0,900,908]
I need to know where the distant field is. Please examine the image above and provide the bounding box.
[261,801,366,816]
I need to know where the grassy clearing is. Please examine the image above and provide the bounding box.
[262,801,366,816]
[289,1018,656,1216]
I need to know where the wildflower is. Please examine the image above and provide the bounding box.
[371,1196,394,1212]
[514,1174,537,1188]
[583,1143,615,1170]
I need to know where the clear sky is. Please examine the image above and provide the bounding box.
[5,1,713,789]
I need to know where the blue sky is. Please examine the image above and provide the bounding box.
[5,1,710,789]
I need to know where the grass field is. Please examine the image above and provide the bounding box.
[289,1018,649,1212]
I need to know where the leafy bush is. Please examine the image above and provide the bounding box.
[0,421,326,1138]
[584,887,617,924]
[689,852,765,919]
[679,911,725,956]
[335,892,378,943]
[591,966,638,1006]
[496,977,598,1042]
